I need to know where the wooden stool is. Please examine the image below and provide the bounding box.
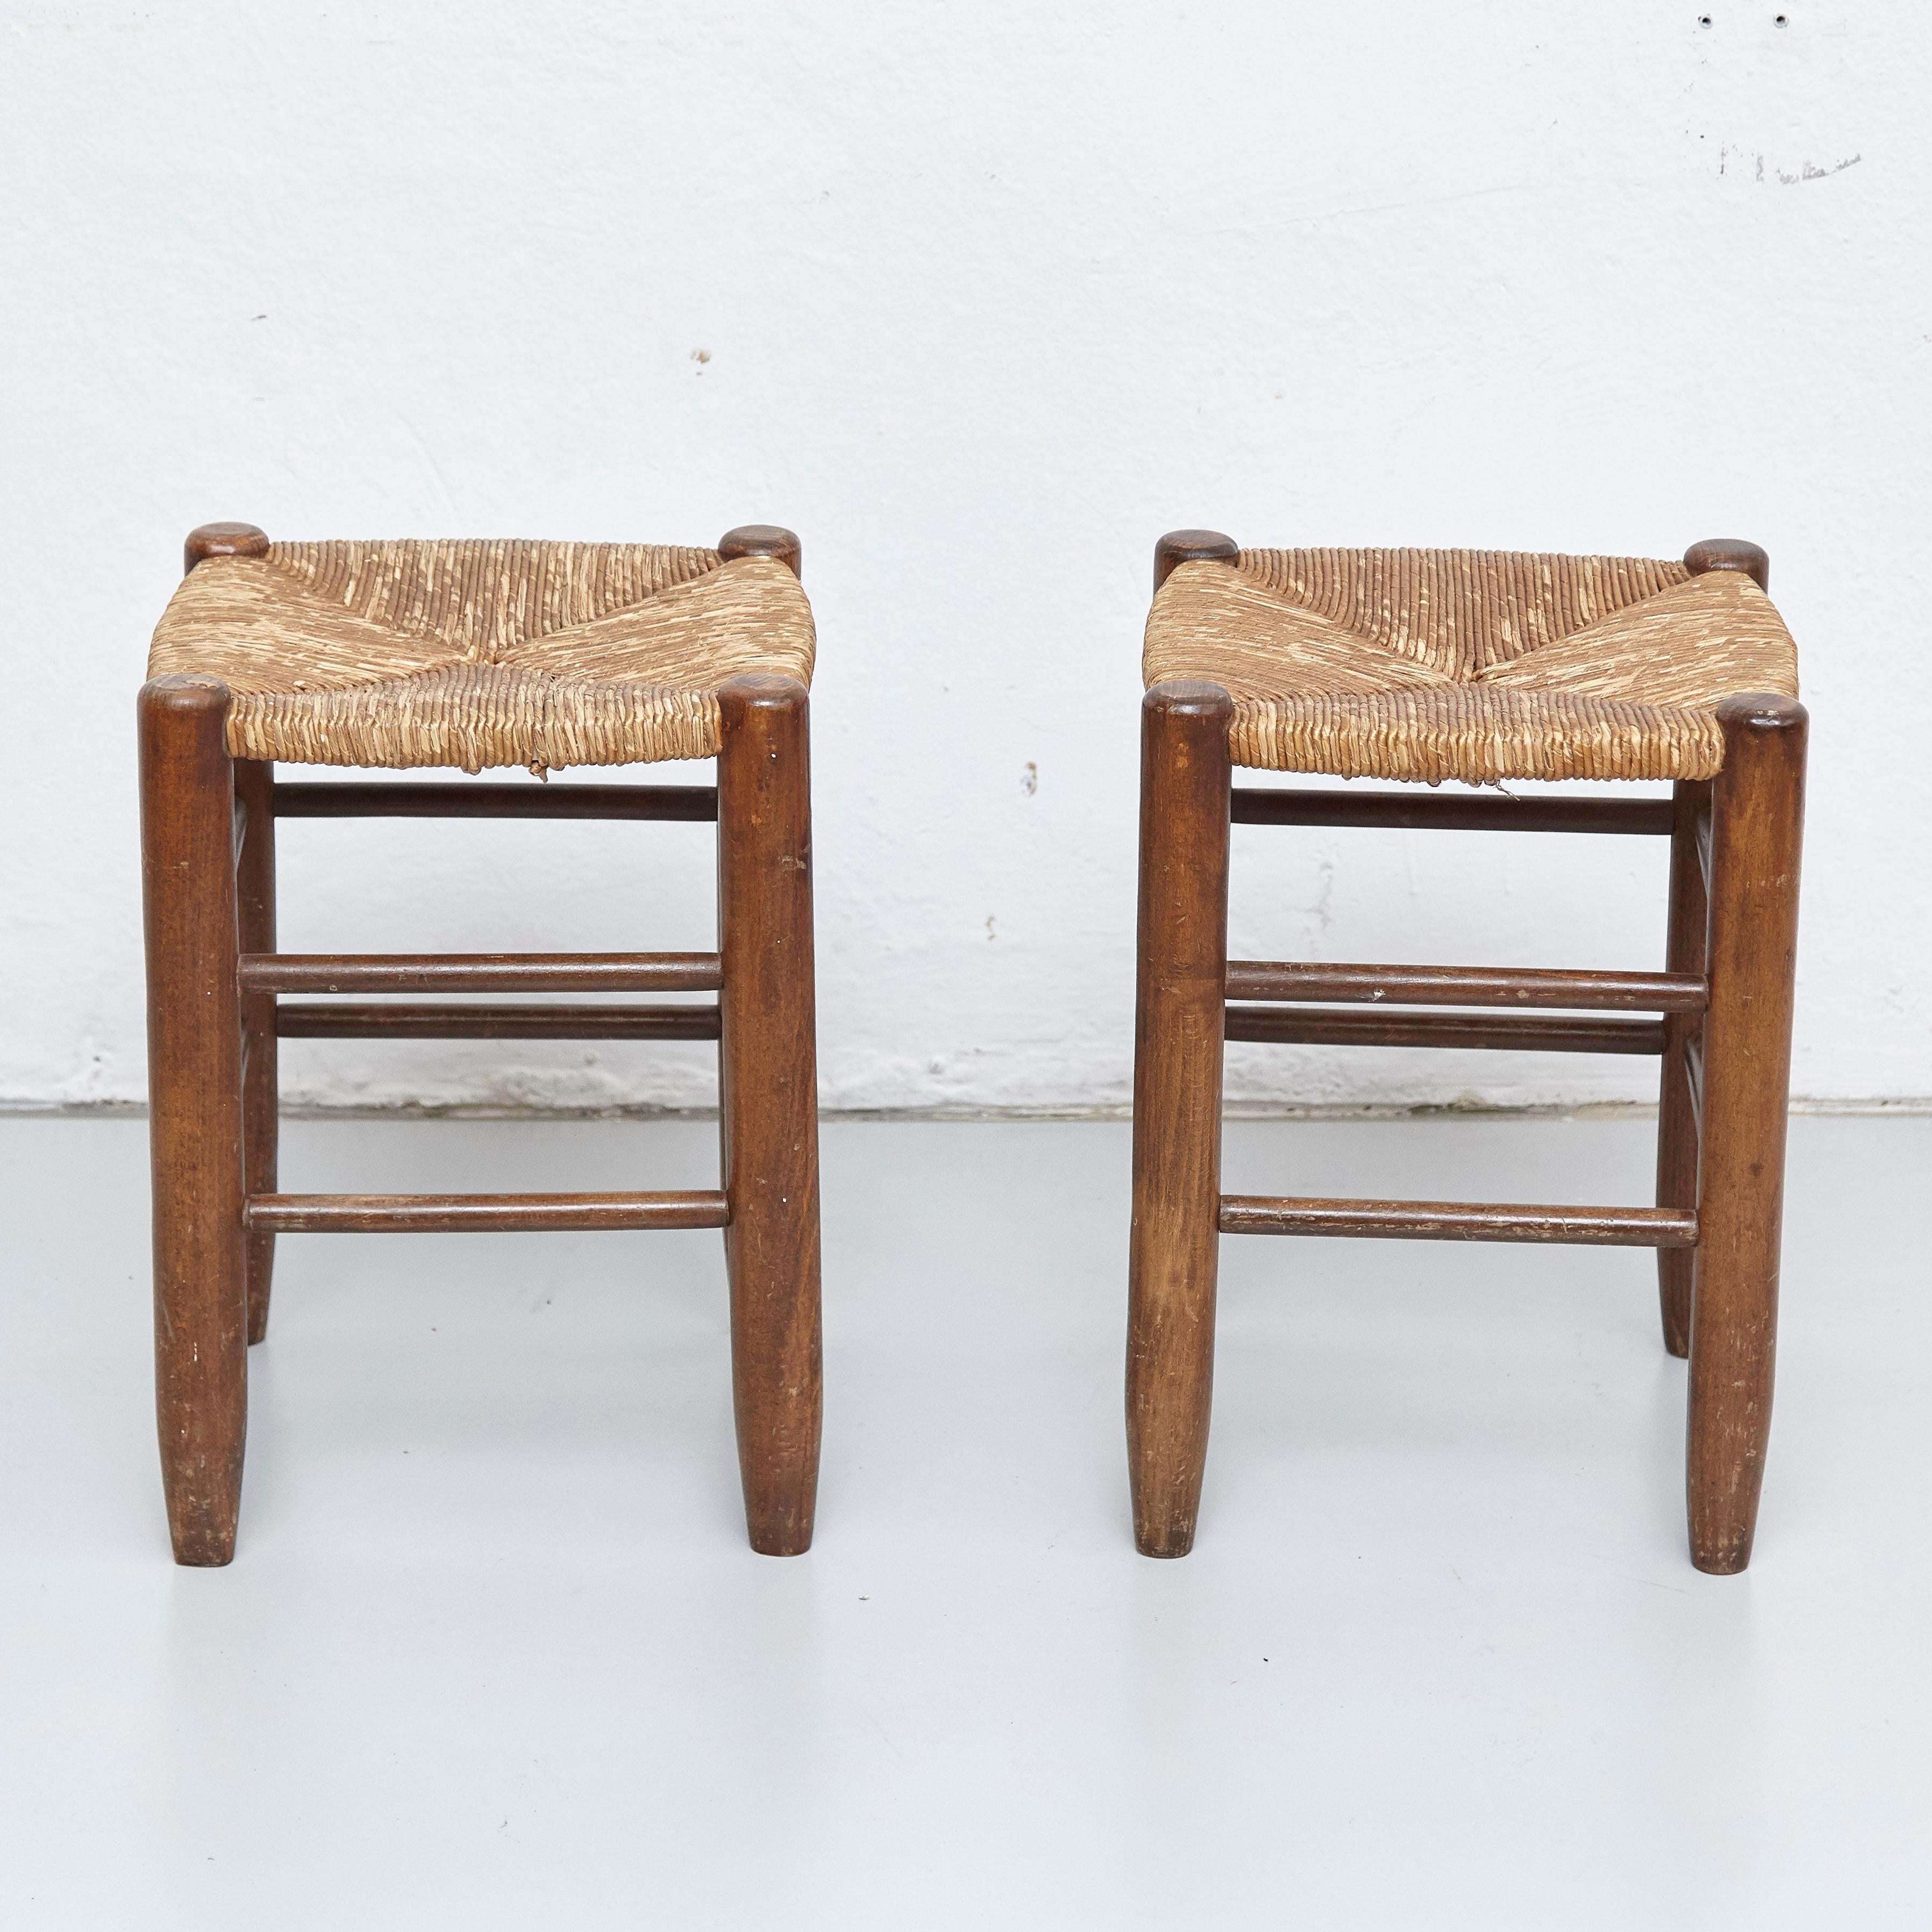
[139,523,822,1565]
[1127,533,1805,1573]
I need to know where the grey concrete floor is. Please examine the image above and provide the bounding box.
[1,1113,1927,1929]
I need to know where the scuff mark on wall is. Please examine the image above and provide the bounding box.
[1719,146,1861,182]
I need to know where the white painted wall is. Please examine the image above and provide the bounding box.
[3,2,1926,1113]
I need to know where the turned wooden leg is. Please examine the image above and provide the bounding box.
[233,758,279,1344]
[140,675,249,1567]
[1127,679,1233,1557]
[1655,778,1709,1358]
[717,672,822,1556]
[1686,694,1805,1574]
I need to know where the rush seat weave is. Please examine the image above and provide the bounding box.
[1144,549,1799,783]
[1127,528,1809,1573]
[149,540,816,773]
[139,521,824,1565]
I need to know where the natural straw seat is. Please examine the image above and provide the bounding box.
[138,521,823,1569]
[1144,547,1799,783]
[149,538,816,773]
[1127,530,1808,1578]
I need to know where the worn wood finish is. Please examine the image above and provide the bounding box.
[193,541,277,1345]
[1655,779,1711,1358]
[239,952,722,995]
[140,676,248,1566]
[1130,528,1806,1571]
[184,522,270,575]
[1153,529,1239,593]
[231,759,279,1345]
[1684,537,1771,594]
[1225,960,1707,1012]
[275,1001,721,1041]
[1127,680,1234,1559]
[1220,1196,1698,1246]
[273,781,718,821]
[1225,1006,1666,1055]
[246,1191,730,1234]
[1687,694,1806,1574]
[717,675,823,1556]
[1232,787,1674,836]
[717,524,803,580]
[144,523,828,1563]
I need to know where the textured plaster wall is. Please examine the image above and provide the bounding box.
[2,2,1927,1113]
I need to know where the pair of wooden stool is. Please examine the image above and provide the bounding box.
[141,522,1803,1573]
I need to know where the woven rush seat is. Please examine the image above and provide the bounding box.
[1144,547,1799,783]
[149,538,816,773]
[1126,527,1809,1576]
[138,520,825,1566]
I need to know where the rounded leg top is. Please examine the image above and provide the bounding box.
[1684,538,1770,594]
[184,524,270,577]
[1154,530,1239,593]
[718,525,802,579]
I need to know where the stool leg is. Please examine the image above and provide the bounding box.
[139,677,249,1567]
[233,758,279,1344]
[1655,778,1709,1358]
[717,674,822,1556]
[1127,681,1232,1558]
[1687,696,1806,1574]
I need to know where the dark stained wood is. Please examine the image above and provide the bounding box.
[184,522,270,575]
[1153,530,1239,593]
[1231,787,1673,836]
[1684,537,1770,594]
[1226,1006,1666,1054]
[246,1191,729,1234]
[1224,960,1708,1012]
[1127,680,1234,1559]
[275,1002,721,1040]
[239,952,722,995]
[143,526,832,1564]
[718,524,803,580]
[232,760,279,1345]
[1687,694,1806,1574]
[1219,1196,1698,1246]
[1655,779,1711,1358]
[140,676,248,1566]
[1127,532,1807,1572]
[273,781,717,821]
[717,674,823,1557]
